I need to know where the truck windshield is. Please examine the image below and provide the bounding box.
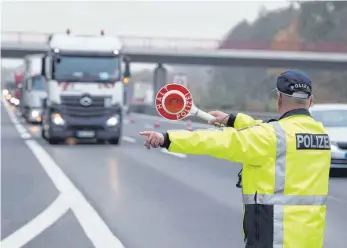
[53,55,120,82]
[5,82,15,90]
[31,76,45,90]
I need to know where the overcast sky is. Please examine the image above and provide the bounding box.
[1,0,290,68]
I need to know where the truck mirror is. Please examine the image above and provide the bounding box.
[41,57,46,77]
[42,98,47,109]
[123,62,131,78]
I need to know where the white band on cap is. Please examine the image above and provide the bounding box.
[276,88,310,99]
[292,92,309,99]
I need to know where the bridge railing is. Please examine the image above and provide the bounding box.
[2,31,347,53]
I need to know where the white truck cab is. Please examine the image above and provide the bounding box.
[20,54,47,123]
[40,30,131,145]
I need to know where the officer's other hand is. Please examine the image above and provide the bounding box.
[139,131,164,150]
[208,110,229,125]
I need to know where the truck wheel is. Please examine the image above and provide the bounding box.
[47,138,60,145]
[25,117,32,124]
[96,139,106,144]
[24,107,29,119]
[41,128,46,139]
[109,137,120,145]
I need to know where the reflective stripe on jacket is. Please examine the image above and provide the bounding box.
[164,108,331,248]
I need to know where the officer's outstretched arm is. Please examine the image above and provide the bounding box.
[229,113,263,129]
[166,123,276,165]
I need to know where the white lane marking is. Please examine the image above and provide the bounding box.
[123,119,130,124]
[3,100,31,138]
[122,136,136,143]
[2,99,126,248]
[1,195,69,248]
[10,118,19,124]
[160,148,187,158]
[14,123,27,134]
[21,133,32,139]
[24,140,125,248]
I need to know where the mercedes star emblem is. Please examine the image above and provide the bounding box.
[80,96,92,106]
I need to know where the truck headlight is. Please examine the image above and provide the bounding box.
[11,98,20,106]
[51,113,65,125]
[31,109,41,118]
[106,115,119,126]
[3,89,9,96]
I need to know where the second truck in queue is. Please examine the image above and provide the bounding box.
[40,30,131,145]
[20,54,47,123]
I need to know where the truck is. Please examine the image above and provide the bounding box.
[40,30,131,145]
[20,54,47,123]
[9,72,23,106]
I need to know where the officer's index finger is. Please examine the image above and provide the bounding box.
[139,131,152,136]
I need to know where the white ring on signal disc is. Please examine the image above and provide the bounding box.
[161,90,187,115]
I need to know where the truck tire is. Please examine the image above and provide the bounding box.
[47,138,61,145]
[109,137,120,145]
[24,106,30,120]
[96,139,106,144]
[41,128,46,139]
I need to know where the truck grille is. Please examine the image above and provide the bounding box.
[337,142,347,150]
[61,95,107,118]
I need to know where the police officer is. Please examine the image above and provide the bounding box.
[140,69,331,248]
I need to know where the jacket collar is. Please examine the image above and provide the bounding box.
[279,108,311,120]
[267,108,311,123]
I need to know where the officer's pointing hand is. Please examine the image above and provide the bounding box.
[208,111,229,125]
[139,131,164,150]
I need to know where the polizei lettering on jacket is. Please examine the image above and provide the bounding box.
[296,133,330,150]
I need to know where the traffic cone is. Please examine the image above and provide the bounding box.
[154,117,160,128]
[187,118,193,131]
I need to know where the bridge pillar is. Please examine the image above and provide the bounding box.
[153,64,167,103]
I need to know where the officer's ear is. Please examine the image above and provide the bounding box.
[277,92,282,104]
[309,95,314,108]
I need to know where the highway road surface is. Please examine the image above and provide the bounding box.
[1,100,347,248]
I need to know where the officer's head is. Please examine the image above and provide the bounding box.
[275,70,313,113]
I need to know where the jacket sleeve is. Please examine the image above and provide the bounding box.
[167,123,277,165]
[229,113,263,129]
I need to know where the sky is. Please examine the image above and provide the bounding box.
[1,0,290,69]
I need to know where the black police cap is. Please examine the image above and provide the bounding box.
[276,70,312,99]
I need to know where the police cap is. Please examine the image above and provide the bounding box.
[276,70,312,99]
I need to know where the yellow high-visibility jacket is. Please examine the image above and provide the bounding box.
[162,109,331,248]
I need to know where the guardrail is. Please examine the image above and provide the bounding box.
[129,104,280,123]
[2,31,347,53]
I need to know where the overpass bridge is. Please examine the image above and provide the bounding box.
[2,31,347,93]
[2,31,347,69]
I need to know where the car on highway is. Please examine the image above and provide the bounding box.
[3,81,19,105]
[309,103,347,174]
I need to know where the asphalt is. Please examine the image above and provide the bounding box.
[1,103,347,248]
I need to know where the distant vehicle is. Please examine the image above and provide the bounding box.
[309,104,347,174]
[3,81,15,102]
[20,54,48,123]
[40,29,131,145]
[12,72,24,106]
